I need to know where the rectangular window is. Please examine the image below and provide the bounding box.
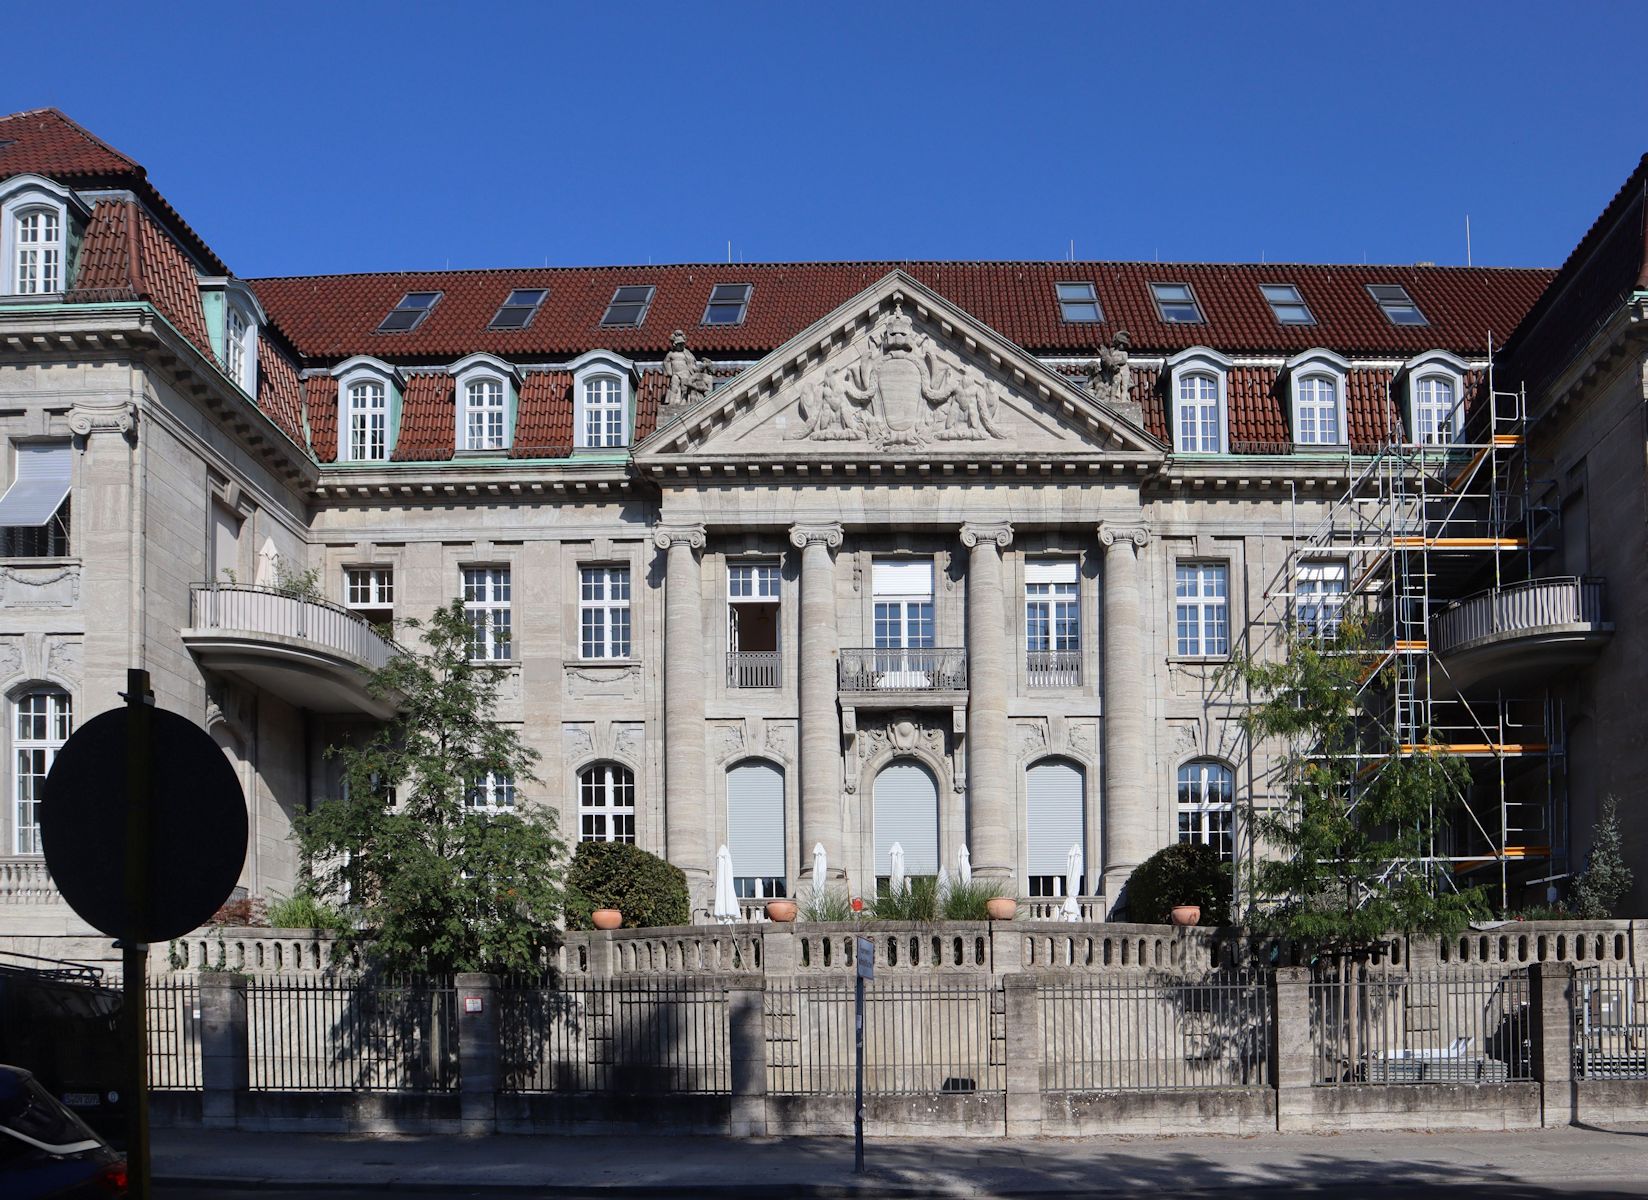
[580,376,627,448]
[376,291,443,334]
[580,566,631,659]
[345,566,394,627]
[14,210,61,295]
[1367,283,1428,326]
[466,771,516,811]
[1151,282,1204,324]
[463,566,512,661]
[702,283,752,326]
[487,289,547,331]
[872,559,935,649]
[1413,376,1460,445]
[1260,283,1315,325]
[1175,372,1222,453]
[346,381,388,461]
[580,764,635,843]
[1174,563,1229,657]
[0,496,70,558]
[1054,281,1102,323]
[1025,560,1079,687]
[1295,376,1341,445]
[1028,875,1068,898]
[1177,762,1234,862]
[1295,560,1347,637]
[13,690,71,854]
[463,379,508,451]
[601,285,656,328]
[727,561,780,687]
[225,307,248,387]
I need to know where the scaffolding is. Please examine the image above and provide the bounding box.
[1252,360,1566,912]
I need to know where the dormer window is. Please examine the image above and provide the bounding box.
[225,306,247,386]
[463,378,507,450]
[582,375,625,447]
[377,291,442,333]
[345,380,387,460]
[13,208,60,295]
[1164,347,1230,454]
[1399,351,1468,446]
[1285,350,1349,448]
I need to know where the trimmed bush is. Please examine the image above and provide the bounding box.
[565,841,689,930]
[1125,842,1232,926]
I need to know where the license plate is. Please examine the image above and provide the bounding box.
[61,1093,98,1108]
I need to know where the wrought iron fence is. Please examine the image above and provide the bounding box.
[1026,649,1081,689]
[147,977,201,1090]
[1432,576,1607,656]
[189,584,398,671]
[1041,972,1269,1091]
[838,647,967,693]
[1574,967,1648,1079]
[1310,966,1531,1085]
[244,975,458,1092]
[765,978,1004,1095]
[498,978,730,1094]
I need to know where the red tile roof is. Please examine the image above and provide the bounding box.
[249,261,1554,366]
[391,373,456,462]
[509,372,573,459]
[306,377,339,463]
[70,199,214,361]
[256,329,307,447]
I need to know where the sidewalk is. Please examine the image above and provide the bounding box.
[152,1124,1648,1196]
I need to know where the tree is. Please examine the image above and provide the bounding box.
[296,599,565,974]
[1571,795,1633,920]
[1226,618,1484,960]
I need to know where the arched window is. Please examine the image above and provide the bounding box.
[581,375,626,448]
[1412,375,1459,445]
[1025,758,1085,897]
[872,758,938,888]
[463,377,507,451]
[1175,371,1221,453]
[1176,759,1233,862]
[13,688,70,854]
[345,380,387,461]
[1295,375,1340,445]
[579,762,634,843]
[726,759,785,898]
[13,207,61,295]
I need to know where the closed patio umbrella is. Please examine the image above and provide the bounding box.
[812,842,827,901]
[713,844,739,924]
[1061,842,1083,922]
[889,842,907,897]
[958,844,972,885]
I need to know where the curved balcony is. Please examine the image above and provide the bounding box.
[182,585,401,717]
[1432,577,1611,690]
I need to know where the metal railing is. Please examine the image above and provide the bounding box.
[1310,967,1531,1085]
[245,975,458,1092]
[1026,649,1081,688]
[188,584,398,672]
[838,647,967,693]
[148,977,202,1090]
[765,978,1004,1095]
[726,651,781,688]
[1041,973,1269,1090]
[1433,577,1607,656]
[1574,967,1648,1079]
[498,978,731,1094]
[0,856,54,903]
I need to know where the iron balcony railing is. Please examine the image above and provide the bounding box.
[727,651,781,688]
[1026,649,1081,688]
[189,584,399,672]
[838,647,967,693]
[1432,577,1607,657]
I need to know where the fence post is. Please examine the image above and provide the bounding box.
[727,978,768,1136]
[1527,961,1575,1129]
[587,930,615,979]
[455,972,498,1136]
[990,923,1022,974]
[198,972,247,1130]
[1002,974,1043,1136]
[1269,967,1312,1132]
[761,924,798,975]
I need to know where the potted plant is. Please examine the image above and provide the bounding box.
[1124,842,1232,927]
[565,842,689,930]
[592,908,623,930]
[765,898,798,922]
[985,896,1017,921]
[1170,904,1201,927]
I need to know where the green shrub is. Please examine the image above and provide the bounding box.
[565,841,689,930]
[1572,795,1633,920]
[871,876,938,922]
[267,889,351,933]
[939,878,1005,921]
[798,886,857,922]
[1125,842,1232,926]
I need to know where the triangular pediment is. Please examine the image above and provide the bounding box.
[634,271,1163,470]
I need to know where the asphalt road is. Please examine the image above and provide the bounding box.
[160,1187,1648,1199]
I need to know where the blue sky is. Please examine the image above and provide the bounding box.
[6,2,1643,278]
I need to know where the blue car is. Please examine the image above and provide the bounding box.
[0,1066,126,1197]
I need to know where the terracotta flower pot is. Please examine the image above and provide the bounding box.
[985,897,1018,922]
[765,899,798,923]
[1170,905,1201,927]
[592,908,623,931]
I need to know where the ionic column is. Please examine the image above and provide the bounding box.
[1098,522,1151,904]
[655,523,708,889]
[789,523,845,886]
[961,521,1014,880]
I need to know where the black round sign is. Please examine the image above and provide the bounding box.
[40,706,247,943]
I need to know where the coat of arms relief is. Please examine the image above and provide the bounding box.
[791,301,1008,449]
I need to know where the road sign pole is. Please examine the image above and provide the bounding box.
[120,669,153,1200]
[854,970,864,1174]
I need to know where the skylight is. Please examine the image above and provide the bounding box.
[376,291,442,333]
[601,285,656,328]
[1367,284,1428,326]
[1150,282,1204,324]
[1260,283,1315,326]
[488,288,548,331]
[1055,281,1102,323]
[702,283,752,326]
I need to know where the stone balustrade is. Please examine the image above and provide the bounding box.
[0,856,55,903]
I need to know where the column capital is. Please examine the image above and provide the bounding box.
[67,400,138,440]
[788,522,844,550]
[653,522,707,551]
[959,521,1014,550]
[1097,521,1150,551]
